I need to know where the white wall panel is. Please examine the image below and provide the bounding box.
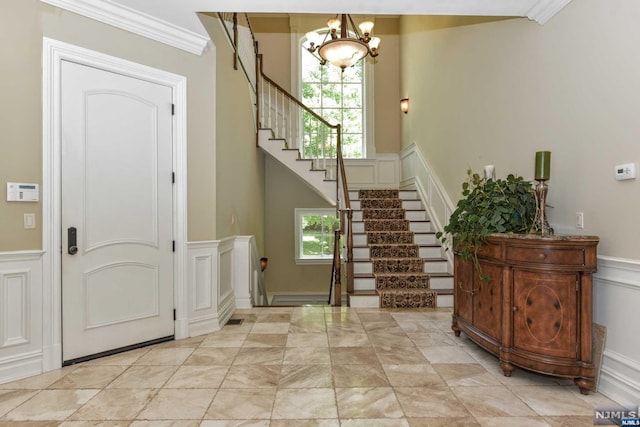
[0,251,43,384]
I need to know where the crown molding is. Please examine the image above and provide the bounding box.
[40,0,210,55]
[525,0,573,24]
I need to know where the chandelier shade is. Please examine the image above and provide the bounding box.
[306,14,380,70]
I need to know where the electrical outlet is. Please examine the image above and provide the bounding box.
[24,213,36,229]
[576,212,584,229]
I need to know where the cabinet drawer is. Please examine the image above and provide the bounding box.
[506,246,585,266]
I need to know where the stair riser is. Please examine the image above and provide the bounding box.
[349,190,417,200]
[429,276,454,290]
[352,222,432,233]
[353,246,442,259]
[352,200,423,210]
[354,261,446,275]
[347,293,452,308]
[353,211,427,221]
[353,233,437,246]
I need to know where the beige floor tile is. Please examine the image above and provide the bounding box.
[432,363,502,387]
[394,320,440,334]
[164,365,229,388]
[81,348,149,366]
[272,388,338,419]
[201,420,270,426]
[283,347,331,365]
[220,365,280,388]
[335,387,404,419]
[408,332,458,347]
[135,388,214,419]
[200,334,247,348]
[288,321,327,334]
[232,347,284,365]
[129,421,200,427]
[373,346,427,365]
[368,332,415,348]
[382,364,445,387]
[0,366,77,390]
[133,348,194,366]
[543,416,596,426]
[250,322,291,334]
[329,347,380,365]
[450,385,537,417]
[183,347,240,365]
[242,334,287,348]
[395,385,471,418]
[407,417,481,426]
[327,332,371,347]
[205,388,276,419]
[475,417,553,426]
[0,389,39,417]
[4,389,99,421]
[286,333,329,348]
[509,385,597,416]
[279,365,333,388]
[418,346,477,364]
[341,419,410,427]
[48,366,127,389]
[106,365,177,389]
[68,388,156,420]
[256,312,291,322]
[332,364,390,387]
[269,420,339,427]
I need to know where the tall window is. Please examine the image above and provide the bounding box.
[295,208,339,264]
[300,35,366,158]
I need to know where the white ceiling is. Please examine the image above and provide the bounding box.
[41,0,574,54]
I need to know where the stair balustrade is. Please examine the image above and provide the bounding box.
[217,13,354,305]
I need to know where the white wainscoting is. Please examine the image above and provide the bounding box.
[343,154,400,189]
[594,256,640,406]
[185,235,261,337]
[0,251,44,384]
[399,143,455,270]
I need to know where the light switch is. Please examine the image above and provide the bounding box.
[24,213,36,229]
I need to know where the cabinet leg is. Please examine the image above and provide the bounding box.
[500,361,516,377]
[452,317,461,337]
[574,378,594,395]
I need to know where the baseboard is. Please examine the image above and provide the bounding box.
[598,350,640,407]
[188,314,221,337]
[0,351,42,385]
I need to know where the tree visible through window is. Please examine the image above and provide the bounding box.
[301,37,365,158]
[295,208,339,263]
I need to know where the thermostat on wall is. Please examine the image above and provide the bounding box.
[614,163,637,181]
[7,182,39,202]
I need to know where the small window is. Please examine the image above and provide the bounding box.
[295,208,339,264]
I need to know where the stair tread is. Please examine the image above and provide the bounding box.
[348,290,378,296]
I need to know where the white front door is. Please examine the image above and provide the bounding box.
[61,60,175,363]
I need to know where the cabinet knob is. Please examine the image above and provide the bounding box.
[512,306,518,312]
[538,252,547,259]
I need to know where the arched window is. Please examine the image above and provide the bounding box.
[299,32,373,159]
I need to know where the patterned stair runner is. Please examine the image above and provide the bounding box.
[359,189,437,308]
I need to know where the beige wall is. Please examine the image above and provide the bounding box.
[201,15,266,251]
[400,0,640,259]
[263,156,332,295]
[0,2,268,253]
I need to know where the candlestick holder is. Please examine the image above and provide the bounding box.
[529,179,554,235]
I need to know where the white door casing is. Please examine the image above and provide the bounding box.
[42,38,188,371]
[60,61,174,362]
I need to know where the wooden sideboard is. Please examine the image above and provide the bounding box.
[451,234,599,394]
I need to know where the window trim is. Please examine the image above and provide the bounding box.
[291,30,376,159]
[294,208,338,265]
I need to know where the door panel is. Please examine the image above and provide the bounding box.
[61,60,174,362]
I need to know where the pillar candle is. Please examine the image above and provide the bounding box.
[483,165,496,180]
[534,151,551,180]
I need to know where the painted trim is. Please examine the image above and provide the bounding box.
[40,0,209,55]
[593,255,640,406]
[524,0,574,25]
[42,37,189,372]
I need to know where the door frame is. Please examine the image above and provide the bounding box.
[42,37,189,371]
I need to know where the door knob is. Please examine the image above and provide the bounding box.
[68,227,78,255]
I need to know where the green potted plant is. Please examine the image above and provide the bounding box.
[436,169,537,280]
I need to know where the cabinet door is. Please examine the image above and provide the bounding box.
[512,269,577,359]
[472,262,502,339]
[454,255,474,323]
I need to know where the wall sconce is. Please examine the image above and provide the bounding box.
[400,98,410,114]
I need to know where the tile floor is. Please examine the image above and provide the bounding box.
[0,306,620,426]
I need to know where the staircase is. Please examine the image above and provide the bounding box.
[349,189,454,308]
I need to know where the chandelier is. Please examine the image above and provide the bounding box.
[305,14,380,70]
